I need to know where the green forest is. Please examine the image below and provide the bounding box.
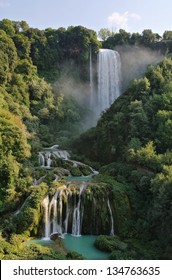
[0,18,172,260]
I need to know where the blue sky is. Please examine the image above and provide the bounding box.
[0,0,171,36]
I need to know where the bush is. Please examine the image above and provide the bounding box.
[66,251,85,260]
[70,167,82,176]
[94,235,127,252]
[110,250,134,260]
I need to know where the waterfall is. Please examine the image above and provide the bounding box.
[46,152,52,168]
[58,191,63,234]
[38,152,52,168]
[38,146,97,176]
[52,190,60,233]
[53,150,70,160]
[42,183,116,238]
[38,147,71,169]
[42,196,50,238]
[58,150,70,160]
[54,174,59,182]
[97,49,121,115]
[72,184,86,236]
[90,46,94,107]
[42,185,86,238]
[39,152,45,167]
[64,191,69,233]
[107,198,115,236]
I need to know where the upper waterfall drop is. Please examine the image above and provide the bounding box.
[97,48,121,115]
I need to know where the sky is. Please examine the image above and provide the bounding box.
[0,0,172,36]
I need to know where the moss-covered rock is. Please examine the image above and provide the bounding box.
[70,166,82,176]
[79,164,93,176]
[94,235,127,252]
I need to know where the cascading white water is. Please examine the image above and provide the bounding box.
[97,49,121,115]
[90,46,94,107]
[58,191,63,234]
[38,152,52,168]
[52,150,70,160]
[52,190,60,233]
[44,187,65,236]
[39,152,45,167]
[72,184,86,236]
[42,183,115,238]
[46,153,52,168]
[64,192,69,233]
[107,198,115,236]
[38,146,97,177]
[42,196,50,238]
[58,150,70,160]
[38,149,69,168]
[54,175,59,182]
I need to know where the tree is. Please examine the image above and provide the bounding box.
[13,33,31,59]
[141,29,158,45]
[129,32,141,45]
[0,30,18,70]
[13,20,29,33]
[0,19,15,36]
[0,109,31,210]
[146,65,165,91]
[0,49,9,85]
[150,165,172,238]
[102,29,131,48]
[0,109,30,161]
[163,30,172,40]
[98,28,114,41]
[156,110,172,151]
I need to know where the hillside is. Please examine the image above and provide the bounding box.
[73,57,172,258]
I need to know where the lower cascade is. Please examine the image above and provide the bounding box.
[107,198,115,236]
[41,183,115,238]
[38,145,115,238]
[71,183,85,236]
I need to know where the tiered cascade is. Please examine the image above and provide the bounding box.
[39,145,115,238]
[42,184,85,237]
[38,147,70,168]
[41,184,115,238]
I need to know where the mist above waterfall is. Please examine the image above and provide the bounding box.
[115,45,163,91]
[53,74,90,108]
[53,63,95,130]
[90,46,162,124]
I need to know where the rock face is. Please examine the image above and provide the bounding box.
[50,232,62,241]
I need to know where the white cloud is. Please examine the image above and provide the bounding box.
[107,11,141,31]
[130,13,141,20]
